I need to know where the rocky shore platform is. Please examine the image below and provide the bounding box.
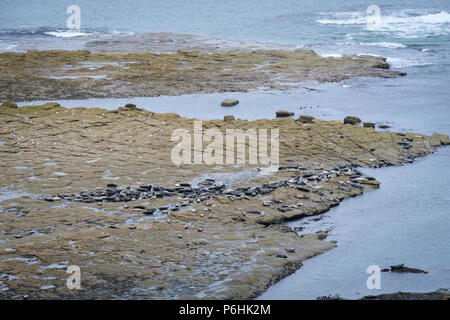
[0,46,404,102]
[0,102,448,299]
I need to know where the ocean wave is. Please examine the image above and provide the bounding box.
[0,27,95,38]
[359,42,406,49]
[317,10,450,38]
[386,57,431,68]
[318,53,343,58]
[0,43,17,51]
[317,10,450,25]
[44,30,92,38]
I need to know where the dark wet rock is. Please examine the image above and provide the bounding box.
[276,254,288,259]
[223,115,235,121]
[221,99,239,107]
[343,116,362,125]
[363,122,375,128]
[361,290,449,300]
[107,183,117,188]
[382,264,428,274]
[297,115,314,123]
[378,124,391,129]
[1,101,18,108]
[317,294,343,300]
[276,110,295,118]
[124,103,139,110]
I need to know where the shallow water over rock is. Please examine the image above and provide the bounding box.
[259,146,450,299]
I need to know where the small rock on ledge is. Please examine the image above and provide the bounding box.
[224,115,235,121]
[363,122,375,128]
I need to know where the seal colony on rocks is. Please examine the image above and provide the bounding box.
[0,103,448,299]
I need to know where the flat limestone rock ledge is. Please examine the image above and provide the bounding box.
[361,290,450,300]
[0,104,448,299]
[0,48,404,102]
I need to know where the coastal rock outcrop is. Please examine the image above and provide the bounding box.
[0,103,447,300]
[0,101,17,108]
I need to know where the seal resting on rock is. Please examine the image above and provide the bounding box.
[276,110,295,117]
[221,99,239,107]
[343,116,362,125]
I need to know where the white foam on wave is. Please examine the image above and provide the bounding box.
[356,53,381,57]
[318,53,343,58]
[359,42,406,49]
[386,57,431,68]
[44,30,90,38]
[317,11,450,38]
[0,43,17,51]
